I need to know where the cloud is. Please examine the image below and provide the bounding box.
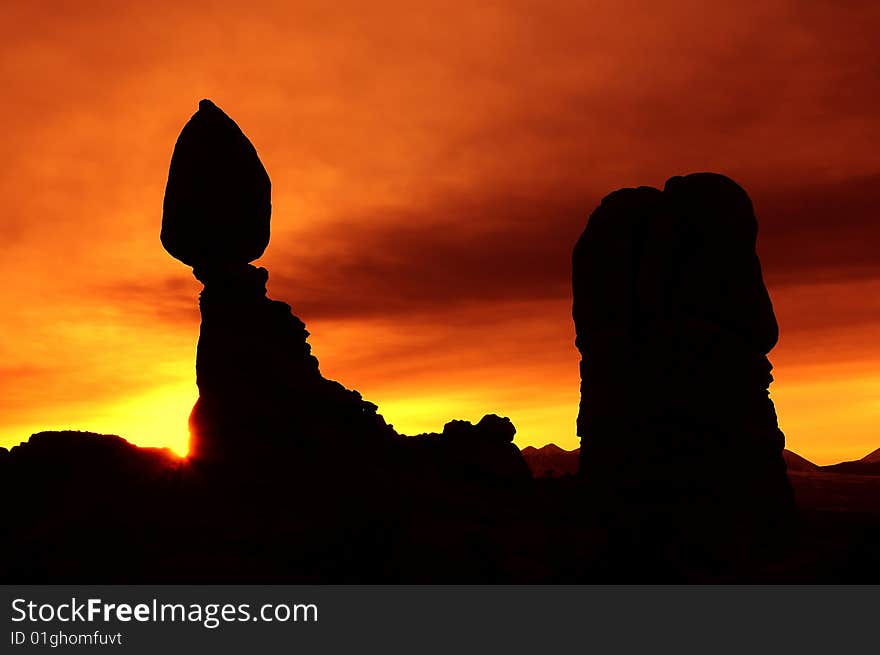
[266,189,588,321]
[96,276,201,325]
[2,0,880,460]
[755,175,880,286]
[261,171,880,338]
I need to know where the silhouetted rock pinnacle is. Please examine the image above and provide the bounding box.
[161,100,394,463]
[572,172,796,554]
[187,259,396,463]
[162,99,271,269]
[162,100,528,482]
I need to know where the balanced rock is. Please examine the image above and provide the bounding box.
[162,100,531,487]
[161,99,270,269]
[161,100,395,465]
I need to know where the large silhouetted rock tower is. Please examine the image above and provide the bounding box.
[161,100,528,482]
[572,173,795,548]
[161,100,395,463]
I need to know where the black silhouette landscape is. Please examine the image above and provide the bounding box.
[520,445,841,478]
[3,100,879,583]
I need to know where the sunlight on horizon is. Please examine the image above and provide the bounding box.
[359,389,579,449]
[773,365,880,466]
[2,382,195,458]
[2,363,877,466]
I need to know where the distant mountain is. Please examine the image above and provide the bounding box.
[520,444,579,478]
[521,444,822,477]
[823,447,880,476]
[862,447,880,464]
[783,449,820,472]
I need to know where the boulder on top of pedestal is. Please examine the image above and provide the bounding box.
[161,99,271,268]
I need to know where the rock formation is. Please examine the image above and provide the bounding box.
[162,99,528,482]
[572,173,796,542]
[162,100,395,464]
[1,431,177,480]
[161,99,270,268]
[405,415,531,481]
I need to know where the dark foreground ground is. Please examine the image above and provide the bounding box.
[2,433,878,583]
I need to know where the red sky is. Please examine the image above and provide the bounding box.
[1,1,878,463]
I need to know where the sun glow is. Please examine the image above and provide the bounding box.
[773,362,880,466]
[1,1,879,466]
[86,382,195,457]
[4,383,194,458]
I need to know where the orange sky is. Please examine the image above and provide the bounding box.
[1,1,878,464]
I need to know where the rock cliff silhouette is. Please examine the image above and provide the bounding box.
[572,173,797,567]
[162,99,527,481]
[11,101,874,584]
[405,414,531,481]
